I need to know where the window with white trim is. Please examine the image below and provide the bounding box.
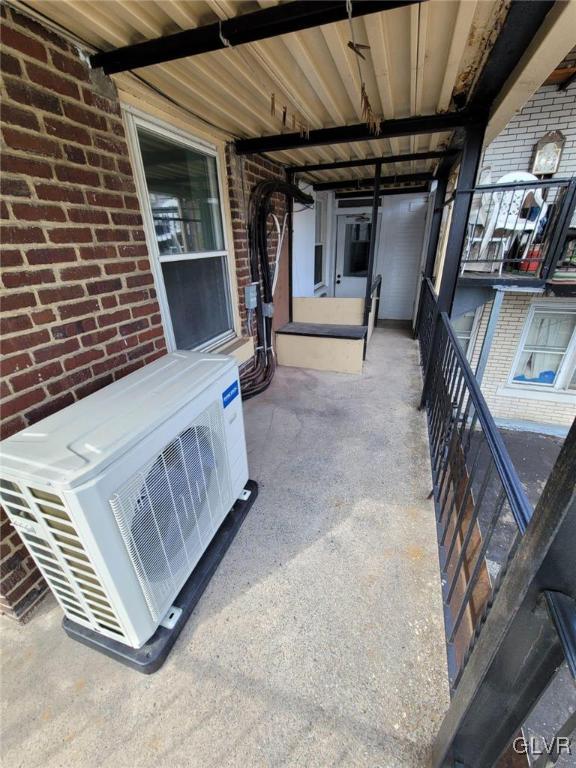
[511,306,576,391]
[314,197,326,288]
[452,308,480,359]
[130,117,234,351]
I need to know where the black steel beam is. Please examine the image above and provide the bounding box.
[313,172,434,191]
[91,1,424,75]
[434,2,553,180]
[289,150,456,174]
[465,1,555,112]
[235,112,473,155]
[335,185,429,200]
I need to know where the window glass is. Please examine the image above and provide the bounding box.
[513,312,576,386]
[343,221,370,277]
[134,121,234,350]
[315,200,324,244]
[314,244,323,286]
[314,199,325,286]
[137,128,224,255]
[452,310,477,355]
[161,259,232,349]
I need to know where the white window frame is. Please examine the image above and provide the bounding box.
[123,107,236,353]
[508,302,576,394]
[453,306,482,361]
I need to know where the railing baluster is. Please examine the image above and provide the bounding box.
[439,435,483,546]
[417,278,536,692]
[446,460,494,603]
[448,488,507,644]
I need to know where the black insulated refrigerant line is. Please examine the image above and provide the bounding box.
[240,179,313,400]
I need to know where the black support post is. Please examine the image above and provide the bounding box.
[437,122,486,315]
[286,169,294,322]
[363,161,382,328]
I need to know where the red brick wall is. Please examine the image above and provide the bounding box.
[225,146,287,341]
[0,6,167,620]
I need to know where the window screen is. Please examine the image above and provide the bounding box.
[161,259,232,349]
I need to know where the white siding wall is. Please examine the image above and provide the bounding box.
[292,182,316,297]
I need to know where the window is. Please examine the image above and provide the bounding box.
[511,307,576,391]
[452,309,480,358]
[129,115,234,351]
[343,221,371,277]
[314,197,325,288]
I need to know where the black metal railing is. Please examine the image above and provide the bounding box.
[459,178,576,280]
[418,278,576,766]
[418,278,533,686]
[369,273,382,323]
[363,274,382,359]
[550,198,576,280]
[417,276,439,371]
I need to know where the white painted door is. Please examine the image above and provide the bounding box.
[376,194,429,320]
[334,214,381,298]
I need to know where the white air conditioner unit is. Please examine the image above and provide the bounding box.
[0,352,249,650]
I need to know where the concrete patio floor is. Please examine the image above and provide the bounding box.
[0,328,449,768]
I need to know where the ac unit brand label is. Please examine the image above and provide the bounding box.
[222,380,239,408]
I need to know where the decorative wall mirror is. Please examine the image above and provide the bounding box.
[530,131,565,175]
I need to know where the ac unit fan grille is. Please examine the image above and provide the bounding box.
[110,400,231,622]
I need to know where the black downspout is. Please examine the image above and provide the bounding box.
[286,169,294,322]
[363,159,382,328]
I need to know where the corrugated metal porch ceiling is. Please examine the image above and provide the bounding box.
[19,0,509,182]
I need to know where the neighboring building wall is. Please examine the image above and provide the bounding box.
[476,293,576,429]
[0,6,167,619]
[481,81,576,179]
[472,76,576,432]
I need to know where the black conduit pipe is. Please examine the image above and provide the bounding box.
[240,180,313,400]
